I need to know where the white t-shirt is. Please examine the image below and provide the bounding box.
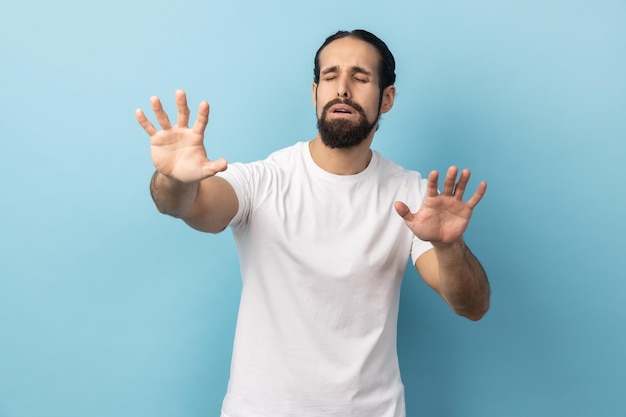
[217,141,432,417]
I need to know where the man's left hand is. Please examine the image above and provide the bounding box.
[394,166,487,247]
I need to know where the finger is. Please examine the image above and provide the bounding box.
[442,166,458,196]
[175,89,191,128]
[453,168,471,200]
[150,96,172,130]
[466,181,488,209]
[192,100,210,134]
[135,108,158,136]
[200,157,228,178]
[394,201,414,221]
[426,170,440,198]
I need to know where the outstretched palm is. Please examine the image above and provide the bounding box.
[135,89,227,183]
[395,167,487,247]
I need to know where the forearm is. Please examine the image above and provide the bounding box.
[434,240,490,321]
[149,170,238,233]
[150,171,199,218]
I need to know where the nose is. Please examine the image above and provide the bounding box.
[337,75,351,99]
[337,88,350,98]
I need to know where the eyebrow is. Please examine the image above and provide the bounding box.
[321,65,373,76]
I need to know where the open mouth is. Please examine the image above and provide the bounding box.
[329,104,356,115]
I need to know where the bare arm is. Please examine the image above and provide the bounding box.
[395,167,490,320]
[136,90,238,233]
[149,171,237,233]
[415,243,490,321]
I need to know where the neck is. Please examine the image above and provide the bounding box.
[308,135,374,175]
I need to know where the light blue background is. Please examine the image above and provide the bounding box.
[1,1,625,416]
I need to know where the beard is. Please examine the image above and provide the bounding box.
[317,98,378,149]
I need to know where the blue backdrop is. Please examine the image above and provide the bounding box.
[1,1,624,416]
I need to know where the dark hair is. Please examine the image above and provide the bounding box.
[313,29,396,91]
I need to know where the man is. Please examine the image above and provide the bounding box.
[136,29,490,417]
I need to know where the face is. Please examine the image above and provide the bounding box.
[313,37,395,149]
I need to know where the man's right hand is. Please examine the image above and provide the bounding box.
[135,89,227,183]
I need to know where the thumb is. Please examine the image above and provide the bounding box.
[394,201,413,221]
[200,158,228,179]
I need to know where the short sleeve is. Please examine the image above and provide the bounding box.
[410,236,433,266]
[408,175,433,265]
[215,162,254,230]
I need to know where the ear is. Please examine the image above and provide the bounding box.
[312,82,318,108]
[380,85,396,114]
